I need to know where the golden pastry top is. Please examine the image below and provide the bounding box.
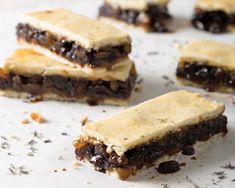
[81,90,224,156]
[179,40,235,71]
[20,8,131,50]
[3,49,134,82]
[105,0,169,10]
[196,0,235,14]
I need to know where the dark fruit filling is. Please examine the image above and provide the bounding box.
[192,9,235,33]
[75,115,227,173]
[0,70,137,102]
[176,62,235,91]
[16,23,131,68]
[99,3,171,32]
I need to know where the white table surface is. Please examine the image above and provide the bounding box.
[0,0,234,187]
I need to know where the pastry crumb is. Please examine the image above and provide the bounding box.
[72,161,80,169]
[80,116,89,126]
[21,119,30,124]
[174,42,183,50]
[30,112,47,124]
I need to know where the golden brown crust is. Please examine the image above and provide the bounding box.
[4,49,134,82]
[20,8,131,50]
[179,40,235,71]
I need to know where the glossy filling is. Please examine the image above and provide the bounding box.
[0,69,136,104]
[74,115,227,176]
[176,62,235,91]
[16,23,131,68]
[99,3,171,32]
[192,8,235,33]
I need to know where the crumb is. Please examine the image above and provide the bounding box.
[54,170,57,173]
[21,119,30,124]
[232,179,235,182]
[23,96,42,103]
[80,116,89,126]
[102,110,106,113]
[173,43,183,50]
[180,162,186,167]
[148,176,155,180]
[191,156,197,160]
[27,153,34,157]
[72,161,80,169]
[228,96,235,106]
[11,135,20,141]
[62,168,67,172]
[30,112,47,124]
[134,84,143,92]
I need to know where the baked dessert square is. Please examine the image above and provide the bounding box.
[74,90,227,180]
[98,0,171,32]
[16,8,131,69]
[192,0,235,33]
[176,40,235,94]
[0,49,136,106]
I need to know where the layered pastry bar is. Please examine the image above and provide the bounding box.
[74,90,228,180]
[192,0,235,33]
[176,40,235,94]
[98,0,171,32]
[16,8,131,69]
[0,49,136,106]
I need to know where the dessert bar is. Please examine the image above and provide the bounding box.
[74,90,227,180]
[176,40,235,94]
[99,0,171,32]
[16,8,131,69]
[192,0,235,33]
[0,49,136,106]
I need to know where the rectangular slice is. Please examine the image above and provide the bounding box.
[0,49,136,106]
[16,8,131,69]
[98,0,171,32]
[176,40,235,94]
[192,0,235,33]
[74,90,227,180]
